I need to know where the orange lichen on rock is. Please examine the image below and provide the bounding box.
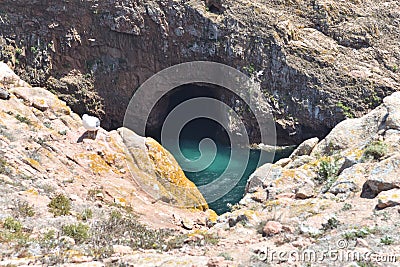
[145,138,208,210]
[75,152,120,175]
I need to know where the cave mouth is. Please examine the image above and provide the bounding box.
[146,83,291,214]
[208,4,223,14]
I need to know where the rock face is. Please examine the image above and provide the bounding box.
[0,0,399,144]
[0,62,209,223]
[119,127,208,210]
[246,91,400,208]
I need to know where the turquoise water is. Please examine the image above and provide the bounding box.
[161,119,290,215]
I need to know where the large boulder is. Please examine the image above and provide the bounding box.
[289,137,319,159]
[245,163,317,200]
[384,92,400,131]
[118,127,208,210]
[377,189,400,209]
[361,154,400,198]
[311,105,387,157]
[329,163,370,196]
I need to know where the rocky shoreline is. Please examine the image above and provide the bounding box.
[0,60,399,266]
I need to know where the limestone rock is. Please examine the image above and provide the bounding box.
[112,245,133,255]
[377,189,400,209]
[289,137,319,159]
[71,256,93,263]
[118,127,208,210]
[0,86,10,100]
[383,92,400,130]
[182,218,194,230]
[246,160,317,200]
[362,154,400,198]
[329,164,368,196]
[285,155,315,169]
[262,221,282,236]
[311,105,387,157]
[245,163,279,193]
[274,157,291,167]
[0,62,29,87]
[355,238,369,248]
[295,184,315,200]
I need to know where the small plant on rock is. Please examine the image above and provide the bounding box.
[322,217,340,231]
[15,48,23,55]
[48,194,71,216]
[0,158,8,174]
[363,141,387,160]
[62,223,90,243]
[316,156,340,193]
[15,200,35,217]
[337,101,354,118]
[78,208,93,221]
[218,252,233,261]
[380,236,394,245]
[341,203,352,211]
[3,217,22,233]
[342,227,371,240]
[15,114,32,125]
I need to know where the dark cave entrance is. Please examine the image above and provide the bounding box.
[145,83,261,145]
[144,83,289,214]
[205,0,225,15]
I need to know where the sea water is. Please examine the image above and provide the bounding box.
[161,119,290,215]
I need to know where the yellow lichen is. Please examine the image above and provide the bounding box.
[75,153,119,175]
[23,158,43,172]
[25,188,39,196]
[205,209,218,223]
[145,138,208,210]
[114,197,127,207]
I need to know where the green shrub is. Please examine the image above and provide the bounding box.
[43,229,55,240]
[15,48,23,55]
[30,46,38,54]
[342,227,371,240]
[316,157,340,192]
[78,208,93,221]
[58,130,67,136]
[317,157,339,183]
[380,236,394,245]
[15,114,32,125]
[90,212,176,256]
[48,194,71,216]
[337,102,354,118]
[218,252,233,261]
[203,232,219,245]
[322,217,340,231]
[62,223,90,243]
[109,210,122,221]
[0,158,8,174]
[15,201,35,217]
[4,217,22,233]
[363,141,387,160]
[341,203,352,211]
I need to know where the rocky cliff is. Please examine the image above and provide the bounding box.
[1,0,399,144]
[0,63,220,265]
[1,62,399,264]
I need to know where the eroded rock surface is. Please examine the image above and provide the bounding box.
[0,63,218,265]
